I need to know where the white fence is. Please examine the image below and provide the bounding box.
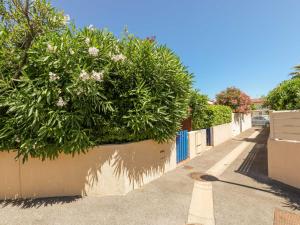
[269,110,300,141]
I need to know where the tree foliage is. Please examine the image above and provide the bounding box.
[290,64,300,79]
[0,0,67,79]
[189,90,209,130]
[266,78,300,110]
[0,0,192,160]
[216,87,252,113]
[205,105,232,127]
[189,91,232,130]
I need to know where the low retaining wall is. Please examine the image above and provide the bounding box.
[268,139,300,189]
[0,140,176,199]
[232,113,252,136]
[211,123,232,146]
[188,129,207,159]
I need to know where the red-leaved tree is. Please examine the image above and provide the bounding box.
[216,87,252,113]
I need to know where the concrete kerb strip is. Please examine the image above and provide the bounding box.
[187,131,260,225]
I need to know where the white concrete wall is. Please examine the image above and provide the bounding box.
[188,129,207,159]
[0,140,176,199]
[211,123,232,146]
[231,113,252,136]
[242,113,252,132]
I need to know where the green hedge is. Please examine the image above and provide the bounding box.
[190,90,232,130]
[206,105,232,127]
[192,105,232,129]
[0,15,192,160]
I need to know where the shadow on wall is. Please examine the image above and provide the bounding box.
[0,140,176,203]
[235,128,300,211]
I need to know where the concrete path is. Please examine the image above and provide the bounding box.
[0,128,299,225]
[213,128,300,225]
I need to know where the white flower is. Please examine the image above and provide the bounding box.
[47,44,57,53]
[79,70,90,81]
[63,14,70,25]
[88,47,99,57]
[111,54,126,62]
[15,137,20,143]
[88,24,95,31]
[69,48,75,55]
[49,72,60,81]
[85,38,90,45]
[56,97,67,107]
[91,70,104,82]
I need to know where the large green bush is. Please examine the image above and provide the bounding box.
[266,78,300,110]
[0,1,192,160]
[205,105,232,127]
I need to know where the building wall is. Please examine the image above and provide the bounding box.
[0,140,176,199]
[268,110,300,189]
[269,110,300,141]
[268,139,300,189]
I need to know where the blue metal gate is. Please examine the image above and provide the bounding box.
[176,130,189,163]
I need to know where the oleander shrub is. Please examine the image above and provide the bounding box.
[266,78,300,110]
[205,105,232,127]
[0,1,192,160]
[216,87,252,113]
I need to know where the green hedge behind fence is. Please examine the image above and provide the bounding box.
[190,90,232,130]
[205,105,232,127]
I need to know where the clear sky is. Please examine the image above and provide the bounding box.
[52,0,300,99]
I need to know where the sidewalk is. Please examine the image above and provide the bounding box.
[0,128,299,225]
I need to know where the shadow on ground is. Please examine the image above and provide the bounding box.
[0,196,81,209]
[235,128,300,210]
[198,128,300,210]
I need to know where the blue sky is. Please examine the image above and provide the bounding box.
[52,0,300,99]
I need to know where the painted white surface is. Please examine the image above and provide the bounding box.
[187,181,215,225]
[187,130,260,225]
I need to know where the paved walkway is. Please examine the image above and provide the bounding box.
[0,128,299,225]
